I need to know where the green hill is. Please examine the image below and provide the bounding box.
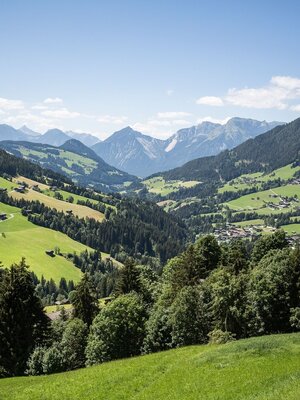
[0,333,299,400]
[0,202,88,283]
[0,140,138,192]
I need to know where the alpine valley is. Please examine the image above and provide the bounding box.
[1,115,300,398]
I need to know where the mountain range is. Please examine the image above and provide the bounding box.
[0,118,283,178]
[158,118,300,184]
[0,124,101,147]
[92,118,282,177]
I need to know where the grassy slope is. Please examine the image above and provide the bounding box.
[218,164,300,194]
[10,189,104,221]
[18,176,115,210]
[1,333,300,400]
[224,184,300,212]
[19,146,98,175]
[143,176,199,196]
[0,202,88,282]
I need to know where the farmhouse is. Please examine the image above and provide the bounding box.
[14,185,26,193]
[31,184,40,192]
[0,213,7,220]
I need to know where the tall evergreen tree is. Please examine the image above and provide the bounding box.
[71,274,98,326]
[0,259,49,376]
[114,257,141,296]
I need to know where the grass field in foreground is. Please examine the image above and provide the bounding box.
[0,202,90,282]
[0,333,299,400]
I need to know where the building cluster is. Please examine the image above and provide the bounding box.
[267,194,299,210]
[213,223,261,242]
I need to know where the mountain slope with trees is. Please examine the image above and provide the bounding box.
[157,118,300,183]
[0,141,137,192]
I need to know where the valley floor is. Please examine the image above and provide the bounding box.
[1,333,299,400]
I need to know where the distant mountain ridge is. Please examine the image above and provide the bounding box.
[92,118,282,177]
[0,124,101,147]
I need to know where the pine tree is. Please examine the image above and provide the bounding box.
[114,258,141,296]
[0,259,49,376]
[71,274,98,326]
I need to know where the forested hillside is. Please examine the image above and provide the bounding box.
[0,148,186,265]
[0,141,137,192]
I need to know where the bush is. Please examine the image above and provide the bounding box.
[42,346,65,374]
[290,307,300,330]
[26,347,46,376]
[208,329,236,344]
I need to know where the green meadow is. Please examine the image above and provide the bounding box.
[224,184,300,212]
[218,164,300,194]
[1,333,299,400]
[143,176,199,196]
[0,202,89,283]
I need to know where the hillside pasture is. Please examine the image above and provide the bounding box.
[10,188,104,221]
[224,184,300,213]
[0,202,88,282]
[143,176,199,196]
[218,164,300,194]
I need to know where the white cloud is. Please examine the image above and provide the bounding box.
[43,97,63,104]
[97,115,128,124]
[196,96,224,106]
[157,111,192,119]
[197,76,300,110]
[196,116,232,125]
[0,97,24,110]
[226,86,288,109]
[270,76,300,92]
[31,104,48,110]
[41,107,80,119]
[166,89,174,96]
[291,104,300,112]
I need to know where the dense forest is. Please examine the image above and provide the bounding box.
[1,230,299,377]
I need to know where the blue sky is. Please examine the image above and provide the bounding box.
[0,0,300,139]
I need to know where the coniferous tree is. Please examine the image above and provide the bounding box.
[0,259,49,376]
[71,274,98,326]
[114,258,141,296]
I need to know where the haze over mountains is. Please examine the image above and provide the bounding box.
[0,117,282,178]
[0,124,101,147]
